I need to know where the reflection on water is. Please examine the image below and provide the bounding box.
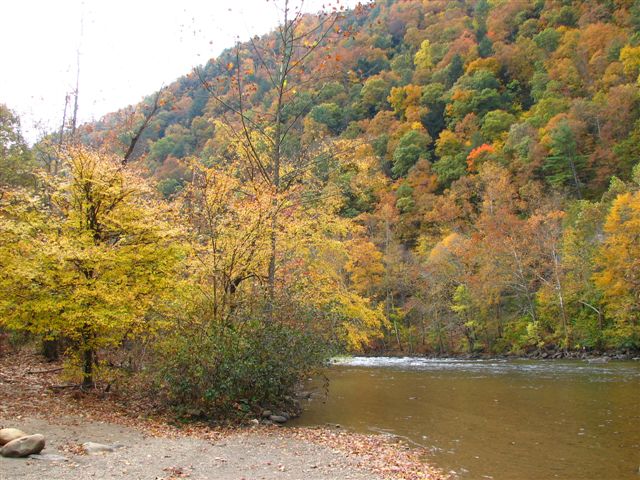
[289,358,640,480]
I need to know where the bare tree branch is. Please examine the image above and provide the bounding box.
[122,87,164,166]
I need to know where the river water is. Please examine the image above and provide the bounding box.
[289,357,640,480]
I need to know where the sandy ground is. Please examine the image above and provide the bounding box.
[1,415,386,480]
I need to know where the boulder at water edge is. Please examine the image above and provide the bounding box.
[0,434,45,457]
[0,428,27,446]
[269,415,287,424]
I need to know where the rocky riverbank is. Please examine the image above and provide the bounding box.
[358,348,640,362]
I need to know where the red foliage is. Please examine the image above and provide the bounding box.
[466,144,495,172]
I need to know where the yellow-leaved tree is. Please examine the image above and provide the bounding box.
[277,182,388,352]
[0,147,183,388]
[179,160,274,327]
[594,185,640,346]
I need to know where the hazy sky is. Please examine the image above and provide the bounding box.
[1,0,358,142]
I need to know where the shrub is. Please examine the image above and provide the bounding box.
[153,321,330,419]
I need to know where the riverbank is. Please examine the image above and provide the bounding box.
[0,350,446,480]
[355,348,640,362]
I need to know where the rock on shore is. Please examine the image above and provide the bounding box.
[0,428,27,446]
[0,434,45,457]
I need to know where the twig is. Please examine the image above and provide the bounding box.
[26,367,64,374]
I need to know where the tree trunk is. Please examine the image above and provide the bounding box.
[57,94,69,154]
[42,338,59,362]
[392,313,403,352]
[552,248,570,351]
[82,347,94,390]
[71,48,80,139]
[266,4,289,322]
[568,156,582,200]
[267,217,277,321]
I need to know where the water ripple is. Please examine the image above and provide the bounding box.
[331,356,640,380]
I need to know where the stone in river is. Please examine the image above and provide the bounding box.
[0,428,27,446]
[269,415,287,423]
[0,434,45,457]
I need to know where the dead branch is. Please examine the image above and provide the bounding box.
[122,87,164,166]
[26,367,64,374]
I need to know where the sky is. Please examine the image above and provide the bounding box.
[0,0,359,143]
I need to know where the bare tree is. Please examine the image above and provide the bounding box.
[197,0,358,318]
[70,49,81,138]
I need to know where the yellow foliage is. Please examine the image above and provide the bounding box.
[620,44,640,80]
[0,148,183,363]
[284,206,387,351]
[345,239,385,296]
[465,57,500,75]
[414,39,433,71]
[428,232,464,264]
[594,191,640,322]
[435,130,463,158]
[388,84,423,119]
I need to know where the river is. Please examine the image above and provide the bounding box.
[289,357,640,480]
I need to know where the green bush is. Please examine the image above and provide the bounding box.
[153,321,330,419]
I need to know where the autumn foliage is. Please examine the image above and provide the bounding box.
[2,0,640,417]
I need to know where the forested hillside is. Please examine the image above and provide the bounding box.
[82,0,640,355]
[2,1,640,411]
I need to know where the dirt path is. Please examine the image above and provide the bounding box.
[1,415,392,480]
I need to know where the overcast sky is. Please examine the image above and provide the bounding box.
[0,0,359,142]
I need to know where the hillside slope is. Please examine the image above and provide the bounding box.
[79,0,640,354]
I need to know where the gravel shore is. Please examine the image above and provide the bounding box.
[1,415,385,480]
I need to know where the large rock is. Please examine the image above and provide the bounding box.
[0,428,27,446]
[269,415,287,424]
[0,434,45,458]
